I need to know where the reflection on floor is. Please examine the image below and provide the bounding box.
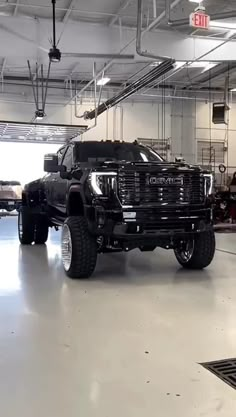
[0,217,236,417]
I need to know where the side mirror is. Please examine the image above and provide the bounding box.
[60,170,72,180]
[44,154,60,173]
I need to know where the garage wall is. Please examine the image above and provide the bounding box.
[170,97,236,170]
[196,101,236,169]
[0,100,171,185]
[171,99,197,164]
[2,96,235,185]
[0,100,171,143]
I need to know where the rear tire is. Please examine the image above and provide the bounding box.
[35,215,49,244]
[18,207,35,245]
[61,216,97,279]
[174,227,215,270]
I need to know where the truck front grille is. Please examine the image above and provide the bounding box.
[118,171,205,206]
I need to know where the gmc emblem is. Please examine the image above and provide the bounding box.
[149,176,184,186]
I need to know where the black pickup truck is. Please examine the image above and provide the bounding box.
[18,140,215,278]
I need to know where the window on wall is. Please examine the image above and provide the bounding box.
[197,141,225,165]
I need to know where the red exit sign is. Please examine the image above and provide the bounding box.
[190,12,210,29]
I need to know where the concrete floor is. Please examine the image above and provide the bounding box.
[0,217,236,417]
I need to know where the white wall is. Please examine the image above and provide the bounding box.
[196,101,236,169]
[1,95,236,187]
[0,100,171,143]
[170,97,236,170]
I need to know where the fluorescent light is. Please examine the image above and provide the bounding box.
[189,0,203,2]
[201,63,218,73]
[97,77,110,86]
[151,60,218,73]
[190,61,209,68]
[35,110,45,120]
[150,61,161,67]
[231,88,236,92]
[210,21,236,30]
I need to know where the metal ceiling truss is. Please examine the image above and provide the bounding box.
[109,0,132,26]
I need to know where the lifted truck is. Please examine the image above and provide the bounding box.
[18,140,215,279]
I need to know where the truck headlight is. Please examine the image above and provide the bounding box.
[204,174,213,197]
[90,172,117,196]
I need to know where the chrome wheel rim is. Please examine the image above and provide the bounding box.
[18,211,23,239]
[175,239,194,263]
[61,224,72,272]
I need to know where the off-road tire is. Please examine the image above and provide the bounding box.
[175,228,215,270]
[18,206,35,245]
[35,215,49,244]
[62,216,97,279]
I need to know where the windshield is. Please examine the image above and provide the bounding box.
[74,142,163,163]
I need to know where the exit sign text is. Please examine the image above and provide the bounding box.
[190,12,210,30]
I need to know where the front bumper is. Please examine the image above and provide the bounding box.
[87,204,213,239]
[0,199,21,211]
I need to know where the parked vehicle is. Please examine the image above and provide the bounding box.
[18,140,215,278]
[0,181,22,212]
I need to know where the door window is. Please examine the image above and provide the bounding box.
[62,146,73,171]
[57,147,67,165]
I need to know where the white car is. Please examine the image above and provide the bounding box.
[0,181,22,212]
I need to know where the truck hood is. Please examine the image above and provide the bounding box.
[85,160,202,174]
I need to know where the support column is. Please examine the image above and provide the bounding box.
[171,98,196,164]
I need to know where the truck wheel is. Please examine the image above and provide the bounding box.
[61,216,97,279]
[18,207,35,245]
[174,228,215,270]
[35,215,49,244]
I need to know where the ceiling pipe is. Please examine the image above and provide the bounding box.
[166,0,236,28]
[140,30,236,97]
[65,0,182,108]
[136,0,174,60]
[84,60,175,120]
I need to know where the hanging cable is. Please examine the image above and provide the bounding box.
[27,60,52,120]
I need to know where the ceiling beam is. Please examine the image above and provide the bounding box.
[13,0,20,17]
[62,0,77,23]
[109,0,132,26]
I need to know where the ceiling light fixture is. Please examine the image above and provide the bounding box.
[49,47,61,63]
[49,0,61,63]
[35,110,46,120]
[97,77,111,86]
[150,61,161,67]
[210,21,236,30]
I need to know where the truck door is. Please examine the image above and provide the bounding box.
[44,146,67,211]
[53,145,74,214]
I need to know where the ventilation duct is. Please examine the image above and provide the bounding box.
[84,60,175,120]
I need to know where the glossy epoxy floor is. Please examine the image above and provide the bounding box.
[0,217,236,417]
